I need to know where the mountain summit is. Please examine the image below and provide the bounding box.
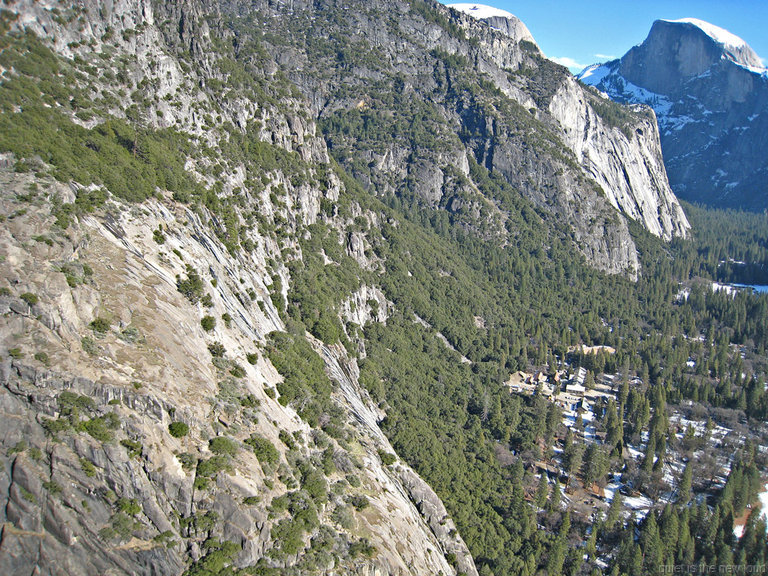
[579,18,768,210]
[662,18,763,70]
[447,3,535,44]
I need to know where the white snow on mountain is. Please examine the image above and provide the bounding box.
[447,3,515,20]
[579,63,611,83]
[579,65,674,119]
[663,18,748,51]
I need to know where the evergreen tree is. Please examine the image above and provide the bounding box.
[605,399,623,455]
[642,434,657,474]
[564,441,584,484]
[548,480,562,513]
[583,444,609,487]
[604,492,623,532]
[659,504,680,564]
[536,474,549,509]
[585,519,599,559]
[546,510,571,576]
[641,512,663,573]
[677,463,692,505]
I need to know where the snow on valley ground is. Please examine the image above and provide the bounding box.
[761,486,768,522]
[733,483,768,538]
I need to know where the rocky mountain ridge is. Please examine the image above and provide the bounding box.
[447,3,536,45]
[579,18,768,211]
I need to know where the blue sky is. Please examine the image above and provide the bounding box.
[440,1,768,72]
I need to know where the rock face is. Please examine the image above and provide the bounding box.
[548,79,689,240]
[441,3,689,263]
[0,0,480,573]
[579,18,768,211]
[0,167,476,576]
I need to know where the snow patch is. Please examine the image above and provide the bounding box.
[626,446,644,459]
[624,494,653,521]
[603,484,618,502]
[760,484,768,524]
[712,282,737,296]
[448,3,515,20]
[578,63,611,83]
[579,66,674,118]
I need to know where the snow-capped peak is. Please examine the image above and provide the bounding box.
[663,18,748,52]
[660,18,764,71]
[447,3,515,20]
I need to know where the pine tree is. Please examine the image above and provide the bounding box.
[641,512,663,573]
[535,474,549,509]
[546,510,571,576]
[564,440,584,484]
[653,436,666,473]
[605,399,623,454]
[548,480,561,513]
[512,458,524,485]
[642,434,657,473]
[545,402,561,443]
[659,504,680,563]
[604,492,623,532]
[676,515,695,565]
[583,444,608,487]
[677,463,692,504]
[585,521,599,559]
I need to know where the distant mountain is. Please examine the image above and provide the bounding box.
[579,18,768,211]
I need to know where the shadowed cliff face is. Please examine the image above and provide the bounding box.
[618,20,759,95]
[580,19,768,211]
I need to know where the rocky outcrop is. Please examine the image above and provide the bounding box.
[579,18,768,210]
[617,19,763,96]
[312,340,478,576]
[0,161,471,575]
[548,79,689,240]
[341,286,392,328]
[451,6,689,243]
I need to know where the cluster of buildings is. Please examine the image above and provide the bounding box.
[507,366,617,416]
[506,352,760,526]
